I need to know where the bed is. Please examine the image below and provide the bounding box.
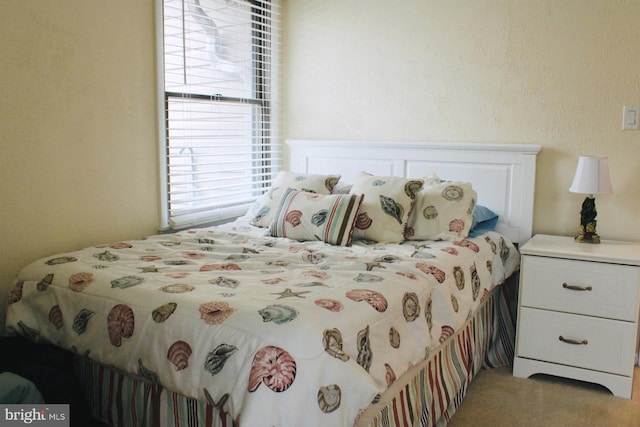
[5,140,540,427]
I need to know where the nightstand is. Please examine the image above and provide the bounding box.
[513,234,640,398]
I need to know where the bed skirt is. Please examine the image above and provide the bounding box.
[73,280,516,427]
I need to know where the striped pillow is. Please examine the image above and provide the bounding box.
[269,188,364,246]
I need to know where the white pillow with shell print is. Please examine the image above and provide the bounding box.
[406,173,477,242]
[349,172,424,243]
[249,171,341,228]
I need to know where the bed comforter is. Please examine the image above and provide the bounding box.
[5,221,519,426]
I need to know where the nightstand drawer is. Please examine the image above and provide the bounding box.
[520,255,640,321]
[517,307,636,376]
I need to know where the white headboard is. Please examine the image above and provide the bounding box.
[287,140,541,245]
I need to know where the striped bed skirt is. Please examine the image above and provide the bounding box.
[74,281,516,427]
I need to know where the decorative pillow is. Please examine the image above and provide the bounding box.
[406,173,477,242]
[268,188,364,246]
[348,172,424,243]
[249,172,341,227]
[468,205,499,237]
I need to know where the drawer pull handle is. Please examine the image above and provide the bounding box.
[562,283,592,291]
[559,336,588,345]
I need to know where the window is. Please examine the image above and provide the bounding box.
[158,0,281,230]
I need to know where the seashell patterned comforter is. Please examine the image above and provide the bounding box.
[5,220,519,427]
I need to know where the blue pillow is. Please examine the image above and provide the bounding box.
[468,205,499,237]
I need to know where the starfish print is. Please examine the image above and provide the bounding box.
[272,288,310,299]
[139,265,161,273]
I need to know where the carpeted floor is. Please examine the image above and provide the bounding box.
[448,366,640,427]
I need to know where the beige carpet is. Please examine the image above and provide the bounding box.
[448,366,640,427]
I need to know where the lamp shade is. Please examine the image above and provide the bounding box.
[569,156,613,195]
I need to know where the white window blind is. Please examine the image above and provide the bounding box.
[158,0,281,230]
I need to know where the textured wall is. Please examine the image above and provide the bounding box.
[284,0,640,241]
[0,1,159,331]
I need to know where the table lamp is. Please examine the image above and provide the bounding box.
[569,155,613,243]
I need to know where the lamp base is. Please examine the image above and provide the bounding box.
[575,231,601,244]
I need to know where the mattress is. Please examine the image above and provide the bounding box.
[5,220,519,426]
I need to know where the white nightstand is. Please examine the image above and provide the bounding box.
[513,234,640,398]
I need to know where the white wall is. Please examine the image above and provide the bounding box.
[283,0,640,242]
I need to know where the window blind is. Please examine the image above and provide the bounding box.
[158,0,281,230]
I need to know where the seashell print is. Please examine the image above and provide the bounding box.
[94,251,120,262]
[372,179,386,186]
[295,281,327,287]
[302,252,327,264]
[199,301,235,325]
[481,288,490,302]
[140,255,162,262]
[346,289,388,312]
[304,270,329,280]
[439,325,454,344]
[160,241,181,247]
[48,305,63,329]
[252,206,270,223]
[137,358,159,384]
[385,363,396,387]
[470,263,480,301]
[204,344,237,376]
[110,242,133,249]
[285,210,303,227]
[356,325,372,372]
[226,254,248,262]
[160,284,195,293]
[405,227,415,239]
[111,276,144,289]
[389,327,401,348]
[395,271,418,280]
[423,205,438,220]
[411,251,435,259]
[425,297,433,332]
[248,346,297,393]
[325,176,339,192]
[259,304,298,324]
[311,210,328,226]
[404,180,423,199]
[442,185,463,201]
[167,341,192,371]
[453,266,465,290]
[200,263,241,272]
[451,295,459,312]
[449,219,465,233]
[365,262,384,271]
[17,321,40,343]
[323,328,349,361]
[72,309,95,335]
[441,247,459,256]
[164,260,190,266]
[415,263,446,283]
[8,281,24,305]
[376,255,401,264]
[152,302,177,322]
[402,292,420,322]
[37,274,54,291]
[499,237,510,264]
[354,273,384,283]
[355,212,373,230]
[455,240,480,253]
[484,236,497,254]
[197,238,215,245]
[318,385,342,413]
[261,277,285,285]
[45,256,77,265]
[166,273,189,279]
[107,304,135,347]
[379,195,404,224]
[210,276,240,289]
[468,198,477,215]
[486,260,493,274]
[68,272,94,292]
[315,299,344,312]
